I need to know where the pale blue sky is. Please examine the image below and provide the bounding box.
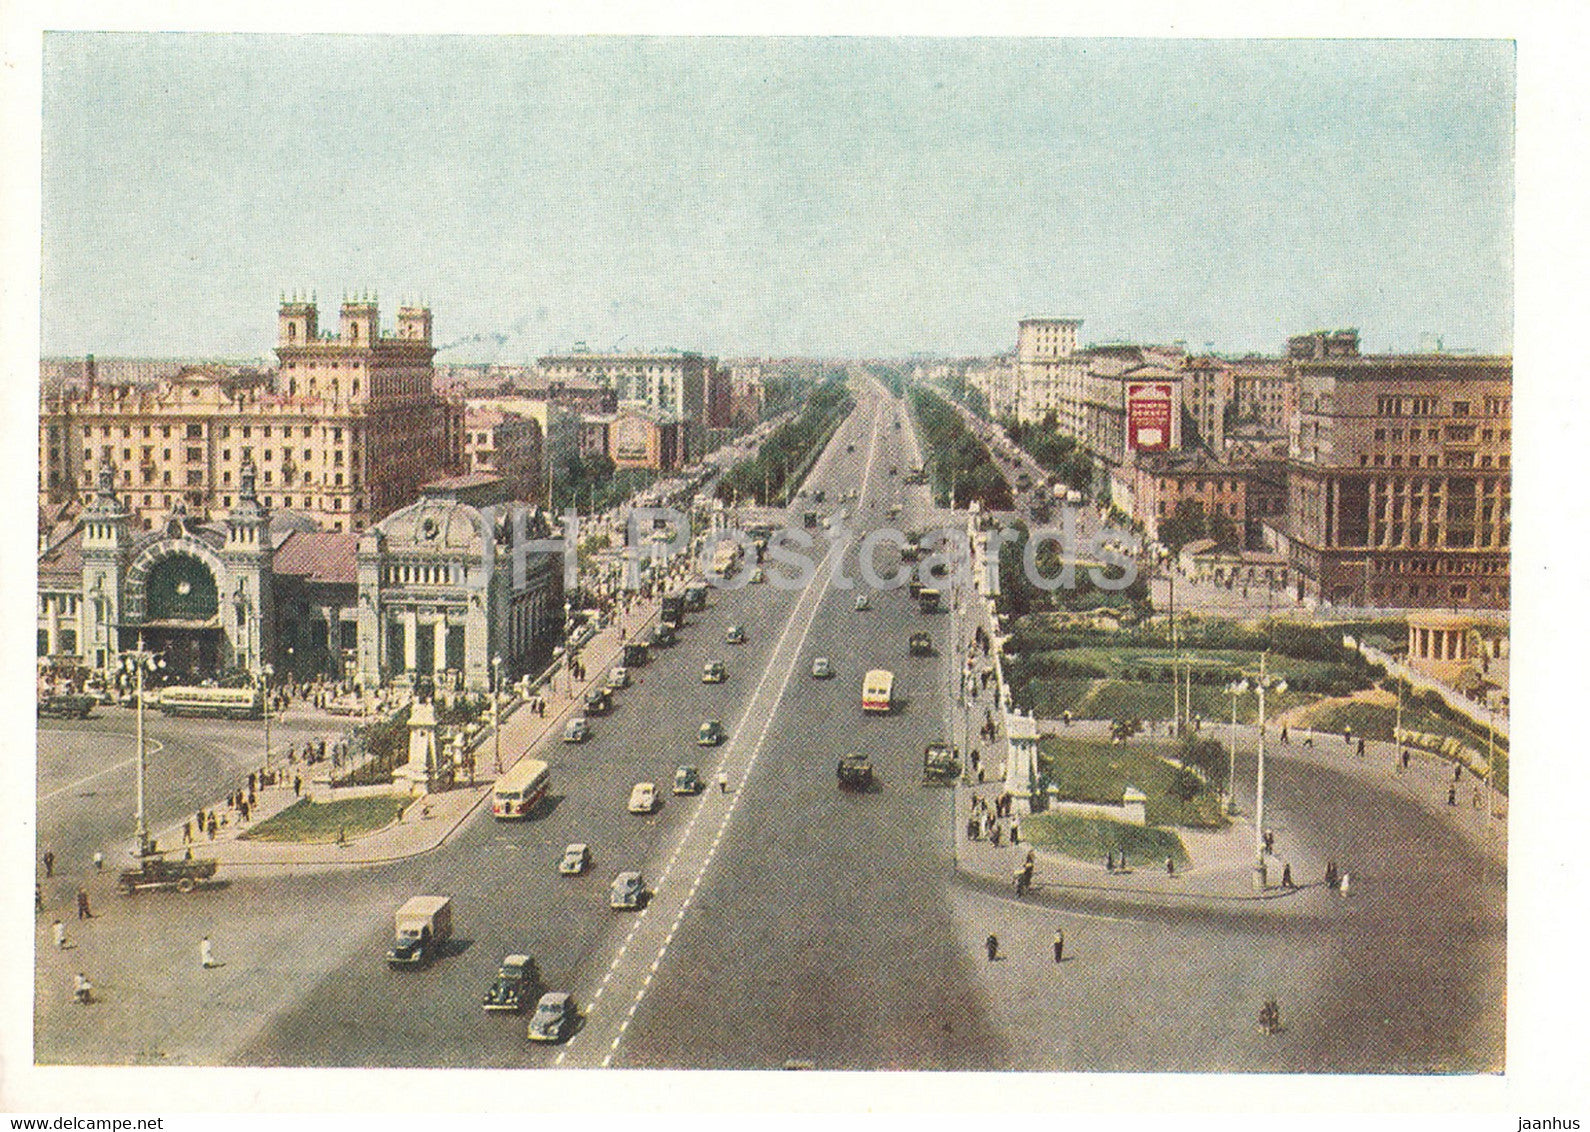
[41,35,1513,361]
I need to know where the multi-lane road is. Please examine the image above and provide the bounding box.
[36,382,1504,1072]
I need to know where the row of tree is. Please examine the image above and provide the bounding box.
[908,387,1014,511]
[999,413,1095,495]
[714,380,855,506]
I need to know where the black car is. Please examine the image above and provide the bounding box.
[837,753,875,789]
[483,954,541,1013]
[584,688,612,715]
[909,632,934,656]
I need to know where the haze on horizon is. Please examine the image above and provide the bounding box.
[41,35,1513,363]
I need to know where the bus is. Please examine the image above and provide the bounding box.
[492,758,551,820]
[861,669,895,714]
[158,686,264,720]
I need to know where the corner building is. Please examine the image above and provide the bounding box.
[1284,349,1511,610]
[40,295,463,534]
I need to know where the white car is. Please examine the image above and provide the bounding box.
[628,782,658,814]
[606,666,629,690]
[610,871,646,909]
[855,594,870,611]
[811,657,833,679]
[558,844,591,875]
[562,717,589,743]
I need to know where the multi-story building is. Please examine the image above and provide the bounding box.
[538,347,720,457]
[1182,356,1235,454]
[39,296,464,535]
[38,465,564,689]
[1282,338,1511,611]
[1130,452,1249,543]
[579,408,683,472]
[1013,317,1086,428]
[1230,356,1298,434]
[463,404,544,503]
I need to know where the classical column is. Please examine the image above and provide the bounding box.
[433,618,447,675]
[403,610,418,672]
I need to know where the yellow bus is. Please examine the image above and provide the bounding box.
[492,757,551,820]
[861,669,895,714]
[157,685,264,720]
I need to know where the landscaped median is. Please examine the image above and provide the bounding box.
[237,796,413,844]
[1017,734,1231,870]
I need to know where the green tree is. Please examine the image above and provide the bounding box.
[1159,498,1208,551]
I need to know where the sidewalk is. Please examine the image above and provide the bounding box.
[142,594,665,874]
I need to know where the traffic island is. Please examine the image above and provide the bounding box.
[236,796,412,844]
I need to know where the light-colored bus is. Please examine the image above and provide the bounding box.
[861,669,895,714]
[492,757,551,820]
[157,685,264,720]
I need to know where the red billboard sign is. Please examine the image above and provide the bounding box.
[1127,382,1174,451]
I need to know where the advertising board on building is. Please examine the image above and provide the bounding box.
[1127,382,1174,451]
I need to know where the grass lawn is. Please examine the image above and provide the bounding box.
[1296,695,1508,794]
[1018,677,1319,727]
[1021,811,1189,869]
[238,796,411,843]
[1035,646,1351,685]
[1037,736,1228,829]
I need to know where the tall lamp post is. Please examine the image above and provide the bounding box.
[259,663,275,771]
[120,638,165,859]
[1245,653,1287,891]
[492,653,504,774]
[1225,677,1246,815]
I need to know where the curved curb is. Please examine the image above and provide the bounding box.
[952,862,1336,928]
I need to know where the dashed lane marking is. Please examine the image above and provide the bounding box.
[589,401,886,1067]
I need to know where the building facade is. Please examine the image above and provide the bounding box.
[39,467,564,691]
[463,404,544,503]
[538,348,720,458]
[1284,349,1511,610]
[40,296,464,534]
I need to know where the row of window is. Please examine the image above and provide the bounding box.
[1359,453,1510,468]
[78,422,354,443]
[1373,426,1509,443]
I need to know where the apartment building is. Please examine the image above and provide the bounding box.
[1283,347,1511,610]
[40,296,464,534]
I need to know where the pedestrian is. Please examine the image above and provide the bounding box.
[718,771,729,794]
[183,820,192,844]
[1106,850,1115,872]
[43,850,54,878]
[985,934,999,961]
[207,816,217,840]
[1280,726,1289,745]
[93,851,104,871]
[293,776,301,797]
[991,824,1003,848]
[1357,738,1366,759]
[1011,822,1020,844]
[201,936,218,968]
[1304,733,1314,749]
[76,887,91,919]
[1281,863,1294,888]
[53,920,67,949]
[1455,763,1464,783]
[1401,749,1411,769]
[1165,856,1175,876]
[1053,928,1065,963]
[1447,785,1458,806]
[1325,861,1339,890]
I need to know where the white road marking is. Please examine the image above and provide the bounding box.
[583,398,888,1068]
[38,740,165,804]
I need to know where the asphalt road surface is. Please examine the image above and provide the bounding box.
[36,381,1505,1072]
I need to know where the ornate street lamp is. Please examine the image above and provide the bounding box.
[119,638,165,859]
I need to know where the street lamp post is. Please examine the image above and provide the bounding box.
[1248,653,1287,891]
[120,638,164,859]
[260,663,275,772]
[1226,678,1246,815]
[492,654,504,774]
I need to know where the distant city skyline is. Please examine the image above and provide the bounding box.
[42,35,1513,362]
